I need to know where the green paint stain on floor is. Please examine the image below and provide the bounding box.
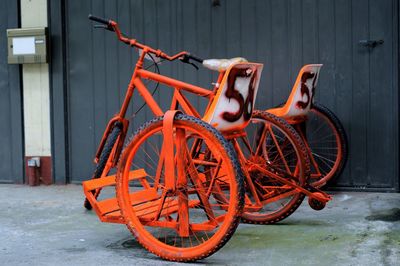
[226,222,359,250]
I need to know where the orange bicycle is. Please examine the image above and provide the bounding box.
[82,15,330,261]
[267,65,348,188]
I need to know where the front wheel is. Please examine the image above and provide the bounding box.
[116,114,245,262]
[84,123,121,210]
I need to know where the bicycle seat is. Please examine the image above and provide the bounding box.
[267,64,323,120]
[203,62,263,132]
[203,57,248,71]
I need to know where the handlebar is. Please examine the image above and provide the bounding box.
[179,53,203,70]
[88,14,110,25]
[185,54,203,63]
[88,14,204,67]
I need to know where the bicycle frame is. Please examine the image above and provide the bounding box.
[95,54,218,165]
[87,19,330,222]
[100,58,327,207]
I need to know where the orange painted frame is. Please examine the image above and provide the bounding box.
[266,65,342,188]
[87,19,331,222]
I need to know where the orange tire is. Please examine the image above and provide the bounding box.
[116,114,244,262]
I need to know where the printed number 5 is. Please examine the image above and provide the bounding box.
[296,71,317,109]
[222,66,257,122]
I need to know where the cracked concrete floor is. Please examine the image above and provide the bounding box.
[0,184,399,266]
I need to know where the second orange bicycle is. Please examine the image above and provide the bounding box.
[82,15,331,261]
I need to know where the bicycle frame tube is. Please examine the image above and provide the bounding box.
[138,69,213,98]
[117,49,147,119]
[96,49,222,168]
[118,63,216,121]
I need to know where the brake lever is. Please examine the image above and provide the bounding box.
[189,62,199,70]
[180,54,199,70]
[94,24,114,32]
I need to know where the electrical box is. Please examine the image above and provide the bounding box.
[7,27,48,64]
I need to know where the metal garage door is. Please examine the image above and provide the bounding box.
[63,0,398,191]
[0,1,24,183]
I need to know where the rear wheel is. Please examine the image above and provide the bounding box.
[304,103,348,187]
[116,114,244,262]
[239,110,310,224]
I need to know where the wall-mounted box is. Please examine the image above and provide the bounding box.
[7,27,48,64]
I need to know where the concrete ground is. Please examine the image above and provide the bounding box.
[0,184,399,266]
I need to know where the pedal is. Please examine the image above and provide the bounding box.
[302,183,332,211]
[308,192,328,211]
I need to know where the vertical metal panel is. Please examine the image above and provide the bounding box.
[287,0,304,89]
[63,0,398,190]
[350,0,370,187]
[0,0,23,183]
[332,0,353,186]
[394,0,399,191]
[195,0,213,111]
[367,0,396,188]
[270,0,291,105]
[317,0,335,108]
[254,0,272,108]
[49,0,68,184]
[180,0,199,110]
[91,0,108,155]
[225,0,242,57]
[67,0,95,181]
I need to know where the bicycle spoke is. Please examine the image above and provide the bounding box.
[268,126,292,174]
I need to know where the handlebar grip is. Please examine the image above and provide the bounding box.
[188,54,204,63]
[88,14,110,25]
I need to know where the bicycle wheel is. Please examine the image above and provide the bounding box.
[304,103,348,188]
[239,110,310,224]
[116,114,244,262]
[84,123,121,210]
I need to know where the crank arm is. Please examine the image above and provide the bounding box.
[303,183,332,203]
